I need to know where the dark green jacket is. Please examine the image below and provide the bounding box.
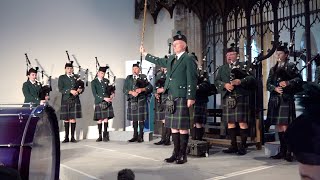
[315,66,320,84]
[22,80,41,104]
[123,74,153,100]
[91,78,109,104]
[145,52,197,100]
[58,74,84,101]
[215,60,255,98]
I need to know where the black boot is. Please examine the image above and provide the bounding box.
[238,128,248,155]
[62,122,70,143]
[96,123,102,142]
[163,128,171,146]
[103,122,109,142]
[191,127,196,140]
[165,133,180,163]
[128,121,138,142]
[223,128,238,153]
[137,121,144,143]
[70,123,77,143]
[154,123,165,145]
[176,134,189,164]
[284,133,293,162]
[271,132,286,159]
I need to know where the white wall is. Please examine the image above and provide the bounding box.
[0,0,174,139]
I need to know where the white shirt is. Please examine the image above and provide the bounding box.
[176,51,185,60]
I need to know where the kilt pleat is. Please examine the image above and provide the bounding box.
[93,103,114,120]
[155,93,167,121]
[165,98,190,130]
[60,98,82,120]
[127,97,148,121]
[194,102,207,124]
[267,95,296,125]
[222,95,249,123]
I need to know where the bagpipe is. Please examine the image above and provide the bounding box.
[66,51,89,97]
[25,53,52,101]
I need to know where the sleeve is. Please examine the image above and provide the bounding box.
[123,76,130,95]
[214,66,227,94]
[186,57,198,100]
[266,68,276,92]
[58,76,71,95]
[315,66,320,84]
[287,65,303,88]
[145,54,168,68]
[240,74,255,88]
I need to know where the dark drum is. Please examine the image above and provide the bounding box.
[0,104,60,180]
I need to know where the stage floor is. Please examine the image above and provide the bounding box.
[60,138,300,180]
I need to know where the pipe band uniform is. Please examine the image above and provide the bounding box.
[123,62,153,143]
[214,43,256,156]
[267,45,303,161]
[58,61,84,143]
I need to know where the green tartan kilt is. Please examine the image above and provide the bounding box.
[60,97,82,120]
[267,95,296,125]
[127,97,148,122]
[93,103,114,121]
[155,93,167,121]
[222,95,249,123]
[165,98,190,130]
[194,102,207,124]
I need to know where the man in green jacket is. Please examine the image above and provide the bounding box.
[91,66,114,142]
[123,63,153,143]
[58,62,84,143]
[140,31,197,164]
[215,45,255,155]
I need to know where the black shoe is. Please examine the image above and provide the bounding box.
[270,152,284,159]
[103,132,109,142]
[128,137,138,142]
[137,137,144,143]
[154,139,165,145]
[284,152,293,162]
[164,154,176,163]
[176,154,187,164]
[96,136,102,142]
[237,145,247,155]
[62,138,69,143]
[223,146,238,154]
[70,138,77,143]
[163,139,171,146]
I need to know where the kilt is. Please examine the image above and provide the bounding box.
[93,103,114,120]
[222,95,249,123]
[127,97,148,121]
[165,98,190,130]
[60,97,82,120]
[267,95,296,125]
[194,102,207,124]
[154,93,167,121]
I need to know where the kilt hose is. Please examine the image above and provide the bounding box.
[267,95,296,125]
[155,93,167,121]
[165,98,191,130]
[60,97,82,120]
[93,103,114,120]
[127,97,148,121]
[222,95,249,123]
[194,101,207,124]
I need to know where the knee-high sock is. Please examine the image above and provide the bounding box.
[240,128,248,146]
[97,123,102,135]
[71,123,76,139]
[64,122,69,139]
[104,122,108,132]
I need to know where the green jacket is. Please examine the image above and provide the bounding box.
[91,78,109,104]
[145,52,197,100]
[22,80,41,104]
[58,74,84,101]
[215,60,255,98]
[123,74,153,100]
[315,66,320,84]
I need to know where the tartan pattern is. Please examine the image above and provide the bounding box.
[154,93,167,121]
[127,97,148,121]
[93,103,114,120]
[60,97,82,120]
[165,98,190,130]
[194,102,207,124]
[267,95,296,125]
[222,95,249,123]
